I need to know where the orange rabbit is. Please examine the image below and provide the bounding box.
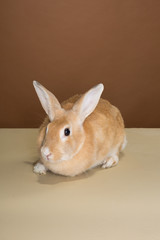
[33,81,126,176]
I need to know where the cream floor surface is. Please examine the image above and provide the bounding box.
[0,129,160,240]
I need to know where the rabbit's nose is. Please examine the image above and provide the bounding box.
[41,147,53,161]
[46,153,52,160]
[42,147,50,155]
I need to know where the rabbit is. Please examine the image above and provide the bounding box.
[33,81,127,176]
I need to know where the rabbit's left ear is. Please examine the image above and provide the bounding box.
[33,81,62,121]
[73,83,104,124]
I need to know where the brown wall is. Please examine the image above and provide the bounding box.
[1,0,160,128]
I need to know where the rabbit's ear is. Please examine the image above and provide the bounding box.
[33,81,61,121]
[73,83,104,124]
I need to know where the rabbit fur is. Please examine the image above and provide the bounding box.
[33,81,126,176]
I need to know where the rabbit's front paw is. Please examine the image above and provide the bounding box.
[33,163,47,175]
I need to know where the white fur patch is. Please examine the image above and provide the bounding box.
[33,163,47,175]
[46,125,49,134]
[43,147,50,155]
[121,135,127,151]
[102,155,119,168]
[41,147,54,162]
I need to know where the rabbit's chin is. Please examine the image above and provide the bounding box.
[42,156,54,163]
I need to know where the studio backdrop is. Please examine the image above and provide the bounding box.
[1,0,160,128]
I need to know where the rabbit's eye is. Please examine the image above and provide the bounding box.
[64,128,70,136]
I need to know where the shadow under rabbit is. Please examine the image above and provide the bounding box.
[24,160,100,185]
[36,166,102,185]
[24,152,125,185]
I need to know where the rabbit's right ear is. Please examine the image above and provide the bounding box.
[73,83,104,124]
[33,81,62,121]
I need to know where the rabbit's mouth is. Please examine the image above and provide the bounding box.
[43,155,54,163]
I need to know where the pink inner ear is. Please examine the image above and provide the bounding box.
[72,84,104,123]
[34,84,51,116]
[79,90,102,122]
[33,81,62,122]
